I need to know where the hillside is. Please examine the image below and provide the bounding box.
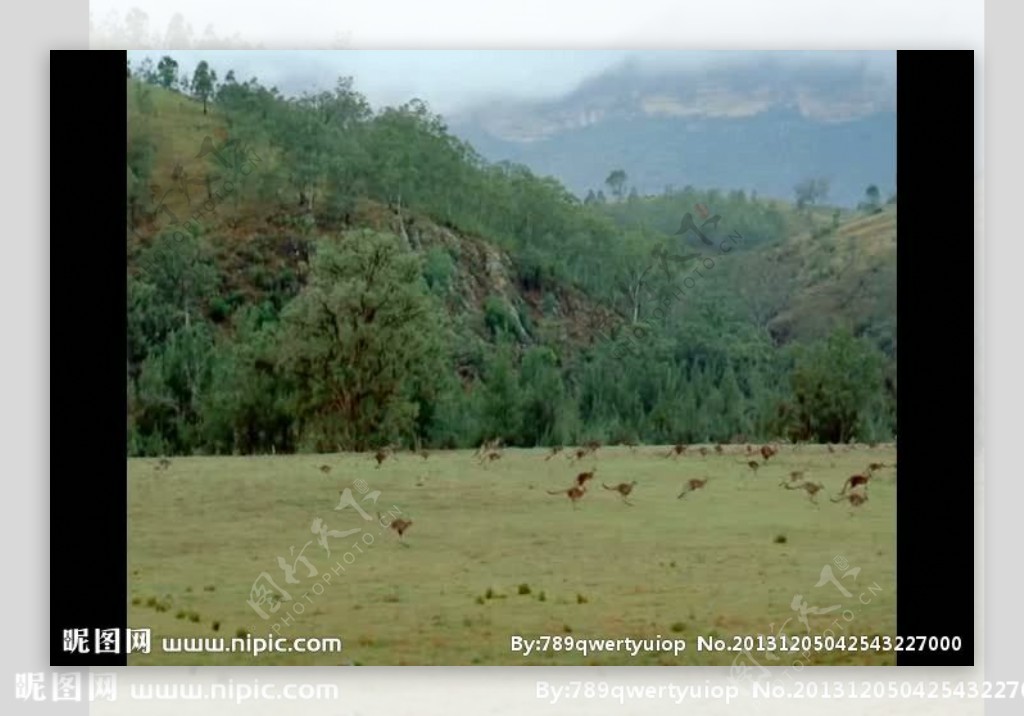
[128,80,616,359]
[765,206,897,349]
[125,59,896,455]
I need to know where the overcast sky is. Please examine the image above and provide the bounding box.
[127,50,895,116]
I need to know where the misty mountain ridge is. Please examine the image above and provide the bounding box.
[451,59,895,207]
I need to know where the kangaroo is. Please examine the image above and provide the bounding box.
[677,477,709,499]
[665,444,687,459]
[780,470,805,487]
[574,468,597,488]
[603,481,637,505]
[548,484,587,509]
[831,492,869,509]
[739,460,760,474]
[378,512,413,542]
[840,473,871,495]
[786,481,825,504]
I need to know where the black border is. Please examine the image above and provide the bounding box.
[894,50,975,665]
[48,50,975,667]
[50,50,128,666]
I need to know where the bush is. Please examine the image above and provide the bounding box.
[422,247,455,294]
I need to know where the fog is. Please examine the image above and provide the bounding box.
[126,50,895,116]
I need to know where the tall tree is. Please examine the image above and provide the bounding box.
[277,230,448,451]
[191,60,217,114]
[788,328,886,443]
[605,169,627,202]
[862,184,881,212]
[156,55,180,90]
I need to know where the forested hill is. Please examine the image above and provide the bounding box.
[126,57,896,456]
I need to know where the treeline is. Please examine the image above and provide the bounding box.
[126,58,896,455]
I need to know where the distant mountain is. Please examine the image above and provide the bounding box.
[450,58,896,207]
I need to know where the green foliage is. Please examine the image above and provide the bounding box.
[788,328,887,443]
[605,169,627,201]
[156,56,179,90]
[483,296,516,338]
[126,56,896,454]
[190,61,217,114]
[479,341,523,441]
[277,230,449,451]
[422,247,455,295]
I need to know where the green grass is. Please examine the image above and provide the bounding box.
[128,444,896,665]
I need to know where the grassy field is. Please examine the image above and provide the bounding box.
[127,444,896,665]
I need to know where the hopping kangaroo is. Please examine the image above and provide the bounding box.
[603,481,637,505]
[378,511,413,542]
[786,481,825,504]
[739,460,760,474]
[779,470,805,487]
[548,484,587,509]
[677,477,709,499]
[665,444,687,459]
[831,492,869,509]
[574,468,597,488]
[840,473,871,495]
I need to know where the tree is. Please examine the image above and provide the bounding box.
[794,177,829,210]
[788,328,886,443]
[605,169,627,201]
[191,60,217,114]
[200,307,296,455]
[859,184,881,213]
[518,346,572,445]
[277,230,449,451]
[136,231,219,331]
[156,56,179,90]
[138,57,156,84]
[480,341,522,442]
